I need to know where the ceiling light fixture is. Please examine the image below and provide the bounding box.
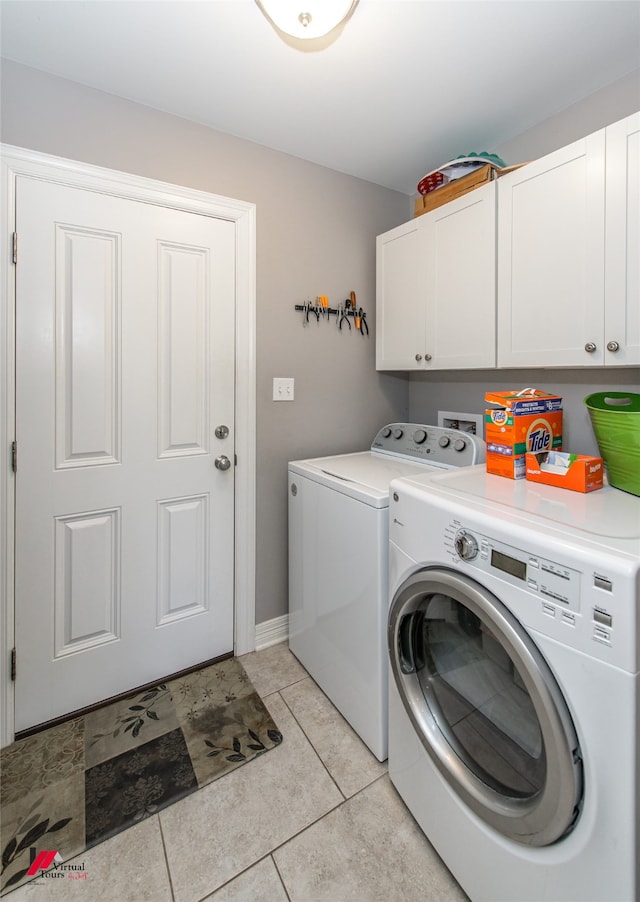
[257,0,358,40]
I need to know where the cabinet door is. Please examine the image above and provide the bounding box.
[423,181,496,369]
[605,112,640,366]
[376,217,427,370]
[497,131,606,367]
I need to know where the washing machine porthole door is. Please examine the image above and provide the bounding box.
[388,567,583,847]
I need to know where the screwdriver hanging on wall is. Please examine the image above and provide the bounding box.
[293,292,368,335]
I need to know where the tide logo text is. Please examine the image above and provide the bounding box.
[527,419,553,453]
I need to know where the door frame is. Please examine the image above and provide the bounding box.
[0,144,257,748]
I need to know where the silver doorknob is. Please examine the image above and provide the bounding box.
[607,340,620,353]
[424,353,432,361]
[415,354,423,362]
[214,455,231,471]
[584,342,597,353]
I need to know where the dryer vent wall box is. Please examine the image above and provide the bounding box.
[438,411,482,435]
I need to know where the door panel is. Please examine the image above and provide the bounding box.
[605,112,640,364]
[15,177,235,731]
[497,131,605,366]
[375,218,427,370]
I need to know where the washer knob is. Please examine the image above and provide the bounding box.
[381,427,392,438]
[455,531,478,561]
[438,435,450,448]
[454,438,467,452]
[393,428,404,439]
[413,429,427,444]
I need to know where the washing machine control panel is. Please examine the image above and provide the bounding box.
[372,423,485,468]
[454,530,478,561]
[450,527,581,613]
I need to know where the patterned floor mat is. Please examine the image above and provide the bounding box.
[1,658,282,894]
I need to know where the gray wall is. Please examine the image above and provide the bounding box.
[409,370,640,458]
[2,60,639,631]
[496,69,640,167]
[409,70,640,458]
[0,59,410,628]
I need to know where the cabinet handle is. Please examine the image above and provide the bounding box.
[424,354,432,361]
[415,354,423,362]
[584,342,597,353]
[607,340,620,353]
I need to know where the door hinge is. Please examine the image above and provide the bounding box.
[11,647,16,681]
[12,232,17,265]
[11,441,17,473]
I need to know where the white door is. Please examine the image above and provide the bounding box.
[14,177,236,732]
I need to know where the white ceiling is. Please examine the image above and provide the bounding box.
[1,0,639,194]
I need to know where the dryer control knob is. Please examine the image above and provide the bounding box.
[381,427,392,438]
[393,428,404,439]
[438,436,450,448]
[453,438,467,452]
[413,429,427,444]
[455,531,478,561]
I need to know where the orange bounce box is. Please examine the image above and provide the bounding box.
[525,452,604,493]
[485,388,563,479]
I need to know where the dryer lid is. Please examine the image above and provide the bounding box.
[402,466,640,541]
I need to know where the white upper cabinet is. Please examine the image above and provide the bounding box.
[605,112,640,365]
[497,112,639,367]
[376,216,427,370]
[497,130,606,366]
[376,112,638,372]
[376,182,496,370]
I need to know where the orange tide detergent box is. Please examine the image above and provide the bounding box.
[485,388,563,479]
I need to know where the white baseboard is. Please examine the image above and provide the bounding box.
[255,613,289,650]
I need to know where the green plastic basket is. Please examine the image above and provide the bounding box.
[584,392,640,496]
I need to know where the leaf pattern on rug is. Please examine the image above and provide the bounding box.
[204,726,283,762]
[88,685,170,747]
[1,799,72,891]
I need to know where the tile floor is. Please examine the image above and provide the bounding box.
[7,643,467,902]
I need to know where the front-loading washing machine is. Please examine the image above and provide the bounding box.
[387,465,639,901]
[288,424,485,761]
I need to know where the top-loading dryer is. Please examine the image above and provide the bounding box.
[288,423,485,761]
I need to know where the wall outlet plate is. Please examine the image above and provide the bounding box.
[273,377,294,401]
[438,410,483,436]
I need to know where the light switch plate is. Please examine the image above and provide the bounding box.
[273,377,295,401]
